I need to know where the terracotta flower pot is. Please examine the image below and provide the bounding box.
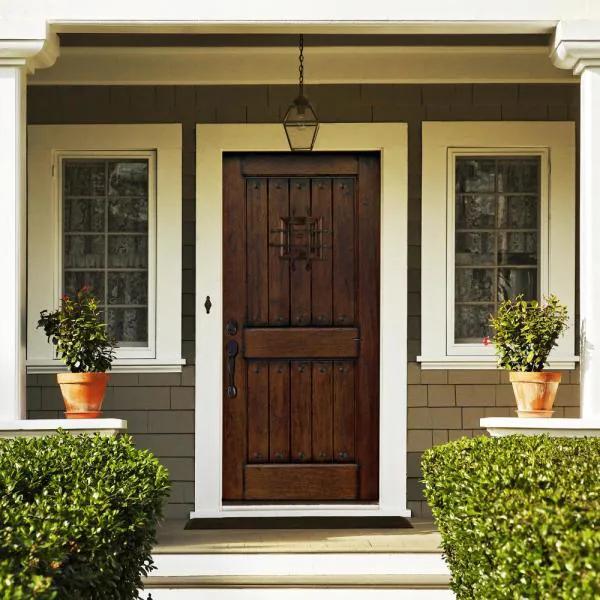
[509,371,561,418]
[56,372,110,419]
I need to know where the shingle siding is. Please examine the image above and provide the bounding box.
[27,83,580,518]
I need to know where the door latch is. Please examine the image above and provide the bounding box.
[225,319,238,336]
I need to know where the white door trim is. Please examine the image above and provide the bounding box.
[193,123,409,519]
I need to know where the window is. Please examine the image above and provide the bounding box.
[420,122,576,369]
[28,125,184,373]
[454,155,541,343]
[62,156,152,349]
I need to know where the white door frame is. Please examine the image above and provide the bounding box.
[192,123,409,518]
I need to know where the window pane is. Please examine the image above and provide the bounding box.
[497,158,540,193]
[497,268,538,302]
[107,235,148,269]
[62,158,150,347]
[455,232,495,266]
[64,197,105,232]
[64,162,106,197]
[63,271,105,300]
[497,232,537,266]
[108,161,148,197]
[108,198,148,233]
[107,308,148,344]
[454,156,540,343]
[456,268,494,302]
[455,304,494,342]
[456,195,495,229]
[455,159,496,193]
[107,272,148,306]
[64,235,105,268]
[498,195,538,229]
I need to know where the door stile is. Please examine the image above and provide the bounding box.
[222,157,248,500]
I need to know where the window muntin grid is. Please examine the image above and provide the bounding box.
[454,156,541,344]
[62,158,149,347]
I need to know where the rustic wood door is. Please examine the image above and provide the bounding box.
[222,153,380,502]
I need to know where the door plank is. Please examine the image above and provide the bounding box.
[290,361,312,462]
[356,156,381,500]
[246,362,270,464]
[246,178,269,326]
[222,157,247,500]
[244,328,359,358]
[268,362,290,462]
[333,361,356,463]
[332,178,356,327]
[312,361,333,463]
[244,464,358,500]
[268,178,290,326]
[310,178,333,326]
[289,178,311,326]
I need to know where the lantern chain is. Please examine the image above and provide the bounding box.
[298,34,304,97]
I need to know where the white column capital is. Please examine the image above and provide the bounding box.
[551,20,600,75]
[0,32,60,74]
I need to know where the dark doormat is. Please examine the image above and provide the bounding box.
[185,516,413,530]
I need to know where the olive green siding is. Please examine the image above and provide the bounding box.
[26,83,580,518]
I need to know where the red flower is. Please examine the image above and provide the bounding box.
[483,336,491,346]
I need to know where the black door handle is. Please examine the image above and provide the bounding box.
[226,340,239,398]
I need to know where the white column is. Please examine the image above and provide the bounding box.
[0,64,27,420]
[552,21,600,420]
[578,66,600,418]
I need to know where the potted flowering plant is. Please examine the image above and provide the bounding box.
[486,294,569,418]
[37,287,116,418]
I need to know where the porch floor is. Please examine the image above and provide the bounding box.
[153,518,442,554]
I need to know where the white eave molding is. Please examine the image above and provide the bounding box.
[551,19,600,73]
[0,33,60,73]
[28,45,575,85]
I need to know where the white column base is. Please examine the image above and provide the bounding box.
[481,417,600,438]
[0,418,127,438]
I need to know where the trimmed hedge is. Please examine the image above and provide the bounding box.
[0,432,170,599]
[422,435,600,599]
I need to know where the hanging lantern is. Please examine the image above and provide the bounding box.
[283,34,319,151]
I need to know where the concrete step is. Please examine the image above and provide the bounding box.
[142,550,451,598]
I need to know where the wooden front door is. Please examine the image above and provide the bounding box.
[222,153,380,502]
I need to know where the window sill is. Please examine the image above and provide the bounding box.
[26,358,186,374]
[417,356,579,371]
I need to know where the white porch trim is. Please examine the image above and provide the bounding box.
[0,65,27,420]
[194,123,408,519]
[0,35,57,421]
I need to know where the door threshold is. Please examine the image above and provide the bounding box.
[190,505,412,520]
[185,515,413,530]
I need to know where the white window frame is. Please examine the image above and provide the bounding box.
[419,122,577,370]
[27,124,185,373]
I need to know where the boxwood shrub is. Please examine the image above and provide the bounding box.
[0,431,170,599]
[422,435,600,600]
